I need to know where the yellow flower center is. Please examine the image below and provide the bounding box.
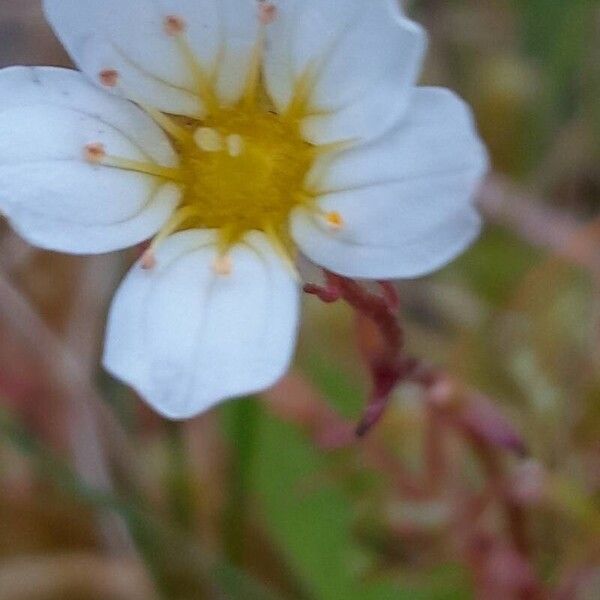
[178,106,313,243]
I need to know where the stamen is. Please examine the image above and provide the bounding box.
[226,134,244,157]
[91,150,182,181]
[243,2,278,108]
[263,223,300,281]
[213,254,233,276]
[141,206,201,269]
[296,190,315,201]
[167,24,218,115]
[99,69,119,88]
[216,225,239,257]
[143,105,191,143]
[164,15,186,36]
[194,127,224,152]
[283,66,317,122]
[283,27,350,122]
[242,33,266,109]
[308,139,357,157]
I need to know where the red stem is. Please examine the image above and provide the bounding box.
[305,271,405,436]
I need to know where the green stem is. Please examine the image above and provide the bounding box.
[223,396,260,565]
[165,421,196,530]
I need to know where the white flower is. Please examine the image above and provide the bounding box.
[0,0,488,419]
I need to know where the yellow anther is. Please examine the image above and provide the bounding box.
[194,127,224,153]
[325,211,344,230]
[213,255,233,276]
[226,134,244,157]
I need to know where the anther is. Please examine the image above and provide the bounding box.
[213,255,233,276]
[164,15,186,36]
[194,127,224,153]
[258,1,277,25]
[84,142,106,164]
[99,69,119,88]
[139,207,200,272]
[226,134,244,157]
[325,211,344,230]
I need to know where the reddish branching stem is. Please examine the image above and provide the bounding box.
[305,270,528,457]
[305,271,406,436]
[304,270,543,596]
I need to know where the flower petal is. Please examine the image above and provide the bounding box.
[0,67,177,165]
[43,0,261,114]
[292,182,481,279]
[309,87,488,192]
[264,0,426,145]
[1,174,181,254]
[213,0,263,105]
[0,67,179,253]
[291,87,488,279]
[103,230,300,419]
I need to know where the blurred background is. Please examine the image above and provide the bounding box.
[0,0,599,598]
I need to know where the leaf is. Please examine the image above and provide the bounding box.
[253,411,471,599]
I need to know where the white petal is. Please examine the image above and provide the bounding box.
[4,181,181,254]
[293,204,482,280]
[264,0,426,145]
[309,87,489,192]
[103,230,300,419]
[0,67,177,165]
[43,0,261,113]
[291,87,488,279]
[0,67,179,253]
[214,0,263,106]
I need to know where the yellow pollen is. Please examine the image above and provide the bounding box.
[194,127,224,153]
[325,211,344,230]
[178,103,315,248]
[213,255,233,276]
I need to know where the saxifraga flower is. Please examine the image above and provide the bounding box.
[0,0,488,419]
